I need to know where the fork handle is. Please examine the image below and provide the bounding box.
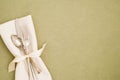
[30,58,42,73]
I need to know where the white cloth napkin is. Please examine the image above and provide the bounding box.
[0,15,52,80]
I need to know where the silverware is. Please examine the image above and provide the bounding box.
[11,34,40,80]
[15,19,41,73]
[13,19,41,80]
[11,35,32,80]
[22,35,37,80]
[22,31,42,73]
[11,35,23,48]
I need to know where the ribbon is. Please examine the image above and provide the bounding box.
[8,43,47,72]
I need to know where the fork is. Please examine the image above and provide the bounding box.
[22,34,37,80]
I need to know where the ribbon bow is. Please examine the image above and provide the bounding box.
[8,43,47,72]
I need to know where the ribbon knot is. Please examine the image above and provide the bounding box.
[8,43,47,72]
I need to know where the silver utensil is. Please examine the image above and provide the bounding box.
[13,19,41,80]
[11,35,23,48]
[11,35,35,80]
[22,35,37,80]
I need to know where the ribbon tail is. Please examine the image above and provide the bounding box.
[8,61,16,72]
[8,56,25,72]
[37,43,47,56]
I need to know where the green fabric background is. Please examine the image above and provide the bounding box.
[0,0,120,80]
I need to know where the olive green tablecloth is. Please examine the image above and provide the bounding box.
[0,0,120,80]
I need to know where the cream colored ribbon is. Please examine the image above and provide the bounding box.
[8,43,47,72]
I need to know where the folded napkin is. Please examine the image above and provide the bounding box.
[0,15,52,80]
